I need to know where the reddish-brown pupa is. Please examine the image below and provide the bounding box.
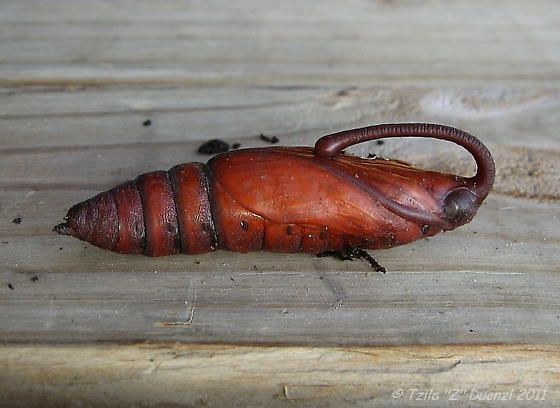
[54,123,494,265]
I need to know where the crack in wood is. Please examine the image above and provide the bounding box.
[156,279,197,327]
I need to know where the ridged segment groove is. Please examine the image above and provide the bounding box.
[167,169,183,252]
[200,164,219,251]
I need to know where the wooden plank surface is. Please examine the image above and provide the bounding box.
[0,0,559,87]
[1,344,558,408]
[1,0,560,405]
[2,86,559,345]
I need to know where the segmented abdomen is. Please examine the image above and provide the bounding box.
[65,163,217,256]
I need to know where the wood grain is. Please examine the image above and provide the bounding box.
[1,344,558,407]
[0,0,558,87]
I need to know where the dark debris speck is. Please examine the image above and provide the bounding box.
[318,246,386,273]
[143,119,152,127]
[259,133,279,144]
[8,283,14,290]
[12,217,22,224]
[337,86,357,96]
[30,276,39,282]
[198,139,230,154]
[231,142,241,149]
[375,140,385,145]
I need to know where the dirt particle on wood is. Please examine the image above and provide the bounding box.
[318,247,386,273]
[337,86,358,96]
[142,119,152,127]
[259,133,279,144]
[30,276,39,282]
[197,139,230,154]
[12,217,22,224]
[8,283,14,290]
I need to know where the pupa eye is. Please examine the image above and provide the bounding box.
[442,188,479,225]
[444,199,460,221]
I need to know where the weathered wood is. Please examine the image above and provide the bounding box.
[1,344,558,407]
[0,0,558,87]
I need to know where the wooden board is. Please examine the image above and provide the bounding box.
[1,0,559,406]
[0,0,559,88]
[1,344,558,408]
